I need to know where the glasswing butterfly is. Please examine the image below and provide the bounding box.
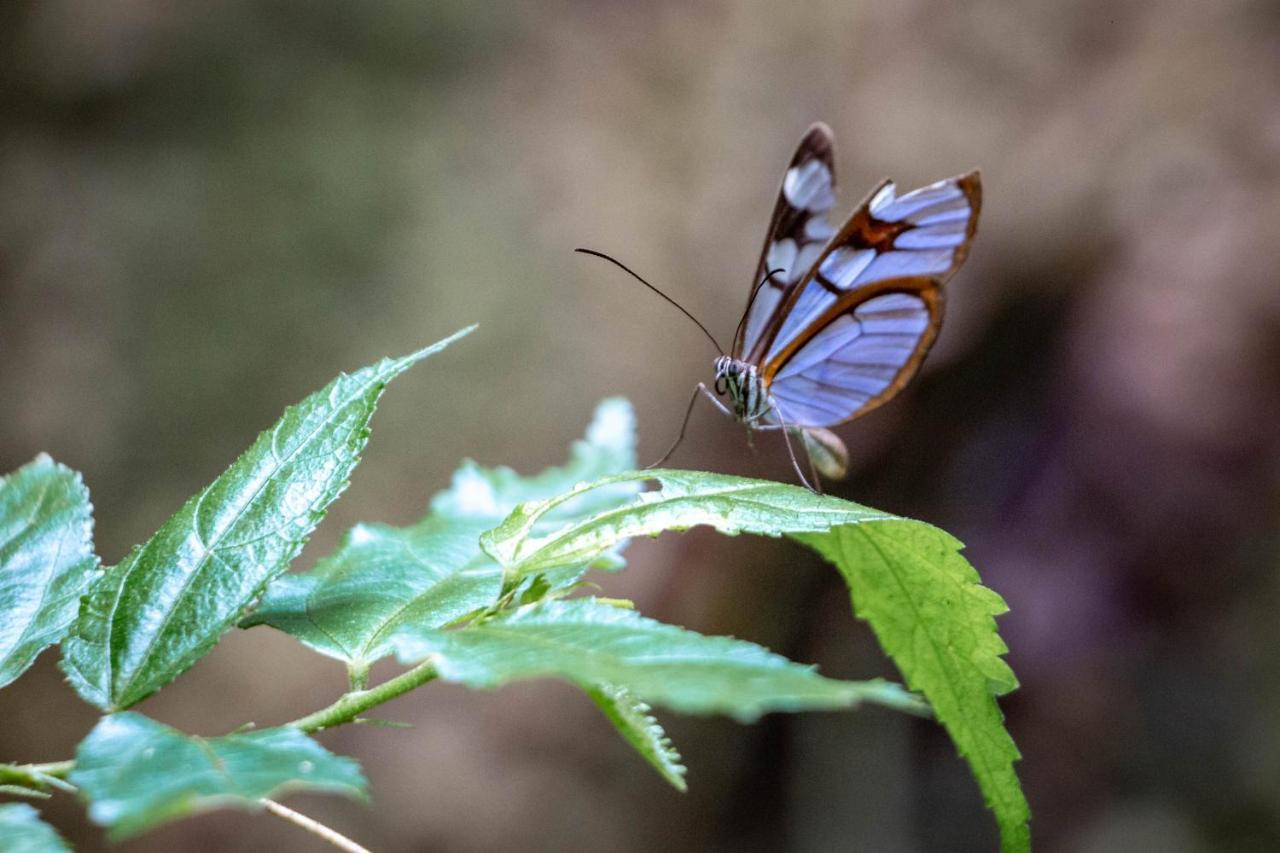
[579,122,981,492]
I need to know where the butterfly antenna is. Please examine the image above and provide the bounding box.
[575,248,725,354]
[732,267,785,353]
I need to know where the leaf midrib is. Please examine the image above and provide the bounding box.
[510,480,890,570]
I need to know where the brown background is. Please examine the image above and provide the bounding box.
[3,1,1280,851]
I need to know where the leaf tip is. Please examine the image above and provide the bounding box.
[386,325,480,377]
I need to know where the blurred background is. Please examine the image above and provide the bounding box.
[2,0,1279,850]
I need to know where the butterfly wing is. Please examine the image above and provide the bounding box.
[734,123,839,359]
[764,284,943,427]
[760,171,982,428]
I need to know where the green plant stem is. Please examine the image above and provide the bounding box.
[288,660,439,733]
[0,662,439,789]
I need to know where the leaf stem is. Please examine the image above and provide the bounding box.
[14,760,74,780]
[346,662,370,691]
[260,798,370,853]
[288,659,438,733]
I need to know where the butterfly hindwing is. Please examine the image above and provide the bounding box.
[765,283,942,428]
[735,123,839,359]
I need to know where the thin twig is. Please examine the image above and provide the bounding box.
[260,798,370,853]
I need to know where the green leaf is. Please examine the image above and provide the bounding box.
[70,712,367,839]
[795,521,1027,850]
[479,470,1028,852]
[241,515,501,671]
[60,327,474,711]
[0,803,72,852]
[241,398,641,670]
[391,598,924,720]
[584,683,687,791]
[480,469,893,577]
[0,455,98,690]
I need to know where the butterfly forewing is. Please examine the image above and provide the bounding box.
[735,123,839,359]
[757,169,981,429]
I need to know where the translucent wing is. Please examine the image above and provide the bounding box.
[760,170,981,428]
[734,123,839,359]
[764,285,942,428]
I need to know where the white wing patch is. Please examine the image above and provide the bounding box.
[763,237,826,285]
[765,238,798,279]
[782,160,836,212]
[868,182,896,213]
[870,177,970,225]
[767,292,933,428]
[804,216,837,241]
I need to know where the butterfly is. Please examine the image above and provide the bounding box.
[579,122,981,491]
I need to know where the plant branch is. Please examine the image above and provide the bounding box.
[261,798,370,853]
[0,661,438,789]
[287,659,438,733]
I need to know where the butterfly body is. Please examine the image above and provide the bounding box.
[713,355,772,423]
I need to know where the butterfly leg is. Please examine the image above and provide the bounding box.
[770,407,821,494]
[646,383,728,469]
[791,428,825,493]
